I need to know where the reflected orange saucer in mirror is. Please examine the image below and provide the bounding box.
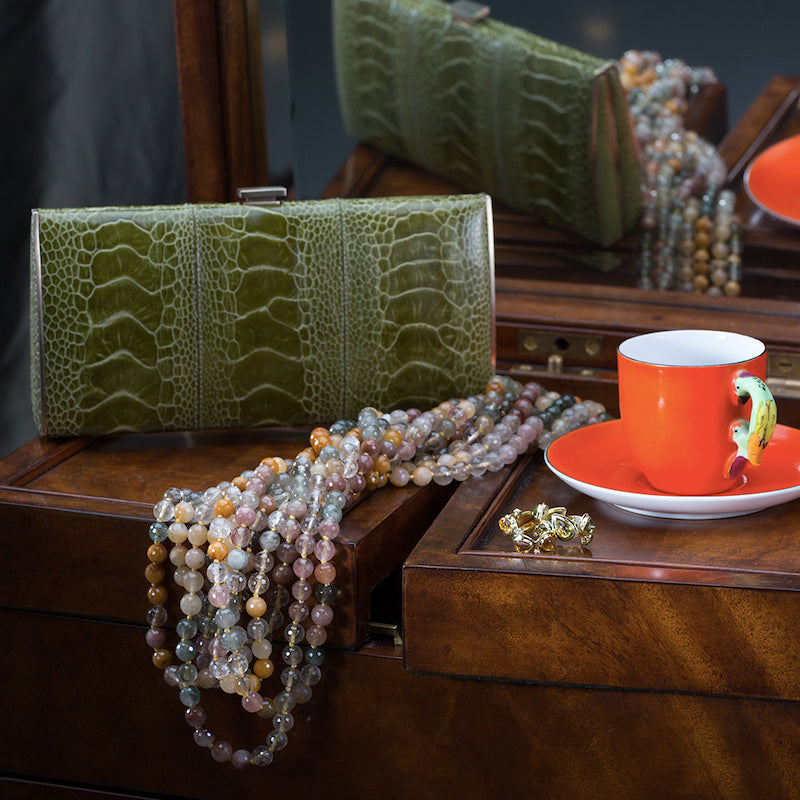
[745,134,800,225]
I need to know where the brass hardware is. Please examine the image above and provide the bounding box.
[767,352,800,398]
[450,1,490,26]
[547,353,564,374]
[366,621,403,648]
[518,330,606,363]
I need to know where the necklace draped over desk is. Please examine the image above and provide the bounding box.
[145,376,608,768]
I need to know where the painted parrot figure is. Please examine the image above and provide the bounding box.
[727,371,777,479]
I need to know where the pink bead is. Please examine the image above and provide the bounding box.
[272,564,294,584]
[315,562,336,584]
[288,601,309,622]
[311,603,334,627]
[314,540,336,562]
[211,740,233,762]
[255,464,274,483]
[326,473,347,492]
[305,624,327,647]
[146,628,166,648]
[279,517,300,541]
[185,706,206,728]
[234,506,256,526]
[242,692,264,713]
[292,557,314,579]
[208,584,230,608]
[210,636,227,658]
[294,533,316,556]
[193,728,215,748]
[319,518,339,539]
[246,476,266,495]
[231,749,251,769]
[357,453,374,472]
[286,499,307,519]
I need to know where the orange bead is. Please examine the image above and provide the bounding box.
[147,584,168,605]
[214,497,234,518]
[246,596,267,618]
[254,658,274,679]
[310,426,332,453]
[144,563,165,584]
[147,542,168,564]
[207,540,228,561]
[381,429,403,447]
[485,380,506,396]
[374,453,391,475]
[232,475,247,491]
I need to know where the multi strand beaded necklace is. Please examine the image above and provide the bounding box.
[620,50,744,295]
[145,376,609,768]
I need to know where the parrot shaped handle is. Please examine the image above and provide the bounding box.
[727,371,777,479]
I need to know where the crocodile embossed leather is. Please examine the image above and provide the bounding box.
[333,0,642,246]
[30,194,495,436]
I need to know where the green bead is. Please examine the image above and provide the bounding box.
[306,646,326,666]
[179,685,201,707]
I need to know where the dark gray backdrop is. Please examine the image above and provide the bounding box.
[2,0,797,458]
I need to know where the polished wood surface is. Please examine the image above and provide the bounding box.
[404,453,800,700]
[4,611,800,800]
[0,430,454,649]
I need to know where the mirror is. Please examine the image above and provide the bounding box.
[176,1,800,307]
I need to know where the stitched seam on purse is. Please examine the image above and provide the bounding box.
[337,198,348,417]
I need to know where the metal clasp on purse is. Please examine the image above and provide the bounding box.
[236,186,287,206]
[450,1,490,26]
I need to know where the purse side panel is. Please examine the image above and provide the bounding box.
[34,206,198,436]
[195,203,346,427]
[340,193,495,416]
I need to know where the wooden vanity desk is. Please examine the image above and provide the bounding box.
[4,59,800,800]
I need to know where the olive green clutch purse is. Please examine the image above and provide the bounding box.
[30,194,495,437]
[333,0,642,246]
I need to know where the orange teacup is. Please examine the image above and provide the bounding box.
[617,329,777,495]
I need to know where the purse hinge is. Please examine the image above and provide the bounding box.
[236,186,287,206]
[450,1,490,26]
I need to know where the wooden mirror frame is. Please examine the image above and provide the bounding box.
[173,0,268,202]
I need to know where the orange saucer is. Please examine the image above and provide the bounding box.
[744,135,800,225]
[545,421,800,519]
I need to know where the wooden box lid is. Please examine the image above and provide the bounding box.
[403,448,800,701]
[0,430,454,649]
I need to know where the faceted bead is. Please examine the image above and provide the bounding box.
[250,746,273,767]
[180,593,203,616]
[311,604,334,627]
[254,658,274,679]
[152,648,172,669]
[211,740,233,763]
[242,692,264,713]
[179,685,201,707]
[306,625,328,647]
[315,562,336,584]
[147,584,168,606]
[147,542,168,564]
[193,727,215,748]
[185,706,206,728]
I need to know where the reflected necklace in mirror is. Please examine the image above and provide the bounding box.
[620,50,743,296]
[144,377,609,768]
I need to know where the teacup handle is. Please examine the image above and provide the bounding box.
[727,371,777,479]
